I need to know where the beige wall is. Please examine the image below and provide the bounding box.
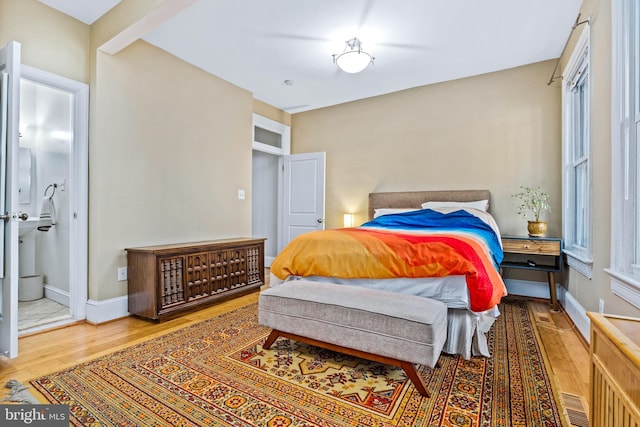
[90,40,254,300]
[0,0,90,82]
[292,61,562,237]
[87,1,258,301]
[253,99,291,126]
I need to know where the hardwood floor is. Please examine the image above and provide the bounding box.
[0,290,261,394]
[525,298,591,425]
[0,285,591,420]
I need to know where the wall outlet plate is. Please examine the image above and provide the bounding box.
[118,267,127,281]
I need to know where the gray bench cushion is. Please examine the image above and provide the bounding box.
[258,280,447,368]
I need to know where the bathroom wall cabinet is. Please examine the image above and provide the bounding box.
[126,238,265,321]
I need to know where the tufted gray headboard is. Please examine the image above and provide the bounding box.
[368,190,491,220]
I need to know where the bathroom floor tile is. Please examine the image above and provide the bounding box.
[18,298,70,331]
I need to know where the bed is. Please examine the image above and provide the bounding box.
[268,189,508,359]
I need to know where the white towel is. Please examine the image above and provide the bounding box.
[37,197,56,232]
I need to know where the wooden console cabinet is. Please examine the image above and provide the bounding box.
[126,238,265,321]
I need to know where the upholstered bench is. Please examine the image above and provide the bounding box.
[258,280,448,397]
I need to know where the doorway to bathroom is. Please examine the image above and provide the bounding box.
[17,66,88,334]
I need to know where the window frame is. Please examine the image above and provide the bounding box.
[252,114,290,156]
[562,25,593,278]
[608,0,640,308]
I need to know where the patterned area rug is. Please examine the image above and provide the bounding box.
[31,300,569,426]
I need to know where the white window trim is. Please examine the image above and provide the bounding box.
[562,25,593,278]
[252,113,290,156]
[609,0,640,308]
[565,249,593,278]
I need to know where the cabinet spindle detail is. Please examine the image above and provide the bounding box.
[161,257,184,306]
[247,245,262,285]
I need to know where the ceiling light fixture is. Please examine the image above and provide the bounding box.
[332,37,374,74]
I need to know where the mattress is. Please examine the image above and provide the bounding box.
[270,273,471,309]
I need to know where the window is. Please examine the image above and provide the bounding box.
[252,114,290,156]
[562,26,592,278]
[254,126,282,149]
[608,0,640,307]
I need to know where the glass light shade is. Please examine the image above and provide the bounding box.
[343,213,355,228]
[335,50,373,73]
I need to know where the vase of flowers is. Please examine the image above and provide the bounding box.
[512,186,551,237]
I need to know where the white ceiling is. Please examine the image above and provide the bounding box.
[38,0,583,113]
[38,0,122,25]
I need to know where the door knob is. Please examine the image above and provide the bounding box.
[317,218,324,223]
[0,212,29,222]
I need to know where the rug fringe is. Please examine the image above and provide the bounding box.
[2,379,40,404]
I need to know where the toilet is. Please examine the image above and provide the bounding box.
[18,217,44,302]
[18,274,43,301]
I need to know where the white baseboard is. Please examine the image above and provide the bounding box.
[504,278,590,342]
[562,290,591,342]
[85,296,129,324]
[44,285,70,307]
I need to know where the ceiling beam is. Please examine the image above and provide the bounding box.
[98,0,197,55]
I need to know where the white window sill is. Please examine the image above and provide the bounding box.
[564,249,593,279]
[605,269,640,310]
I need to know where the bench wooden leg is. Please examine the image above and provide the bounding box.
[400,361,430,397]
[262,329,280,349]
[261,329,431,397]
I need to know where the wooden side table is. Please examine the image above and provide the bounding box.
[500,235,563,311]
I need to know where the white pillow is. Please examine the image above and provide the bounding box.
[421,199,489,212]
[373,208,419,218]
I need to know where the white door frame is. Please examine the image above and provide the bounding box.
[0,41,21,358]
[21,65,89,321]
[251,115,326,254]
[252,114,290,256]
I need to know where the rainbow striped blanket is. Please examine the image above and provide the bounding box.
[270,209,507,312]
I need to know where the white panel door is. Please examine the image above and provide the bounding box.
[281,152,325,248]
[0,41,21,358]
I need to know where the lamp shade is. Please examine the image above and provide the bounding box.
[343,213,355,228]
